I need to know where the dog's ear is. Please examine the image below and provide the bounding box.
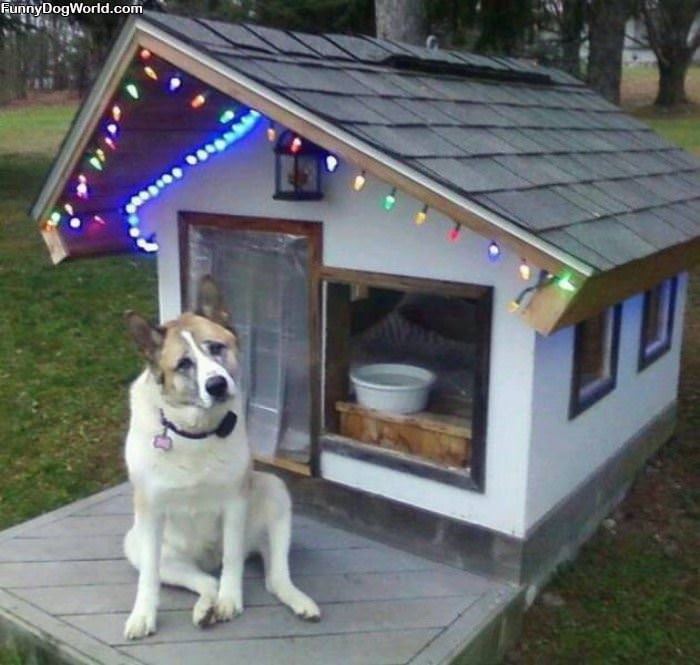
[195,275,231,327]
[125,311,165,363]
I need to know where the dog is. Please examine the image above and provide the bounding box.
[122,276,320,640]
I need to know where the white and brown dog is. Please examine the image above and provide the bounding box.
[122,276,320,640]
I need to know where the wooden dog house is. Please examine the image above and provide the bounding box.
[31,11,700,588]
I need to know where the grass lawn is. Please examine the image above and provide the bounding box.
[0,65,698,664]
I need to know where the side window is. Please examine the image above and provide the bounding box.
[639,277,677,371]
[569,304,622,419]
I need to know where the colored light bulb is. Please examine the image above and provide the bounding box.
[267,124,277,142]
[69,217,81,229]
[353,171,366,191]
[519,260,531,281]
[290,136,302,153]
[508,300,520,313]
[557,273,576,292]
[64,203,74,215]
[104,137,116,150]
[125,203,136,214]
[49,211,61,224]
[144,66,158,81]
[162,173,173,185]
[191,93,207,109]
[128,214,139,226]
[76,183,88,199]
[129,226,140,238]
[196,148,208,161]
[325,154,339,173]
[171,167,183,178]
[219,109,235,123]
[448,223,461,242]
[112,105,121,121]
[93,215,106,226]
[148,185,159,196]
[89,156,102,171]
[415,205,428,225]
[214,138,227,151]
[185,154,197,165]
[106,122,118,137]
[96,148,106,162]
[488,241,501,262]
[139,48,151,60]
[383,188,397,211]
[168,75,182,92]
[126,83,139,99]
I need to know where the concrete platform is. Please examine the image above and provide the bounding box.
[0,484,524,665]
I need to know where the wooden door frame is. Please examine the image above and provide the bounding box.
[178,211,323,477]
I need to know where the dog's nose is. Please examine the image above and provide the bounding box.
[205,376,228,399]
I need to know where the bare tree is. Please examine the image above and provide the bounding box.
[587,0,634,104]
[642,0,700,106]
[374,0,427,45]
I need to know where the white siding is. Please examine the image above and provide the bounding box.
[525,274,687,530]
[138,122,538,537]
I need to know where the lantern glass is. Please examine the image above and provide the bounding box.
[274,131,324,200]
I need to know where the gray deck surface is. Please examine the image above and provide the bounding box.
[0,484,518,665]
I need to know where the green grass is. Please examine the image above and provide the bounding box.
[0,104,157,530]
[0,103,78,156]
[640,114,700,155]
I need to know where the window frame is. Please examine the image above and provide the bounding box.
[569,304,622,419]
[320,267,492,493]
[638,277,678,372]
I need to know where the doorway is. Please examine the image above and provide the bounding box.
[179,213,321,473]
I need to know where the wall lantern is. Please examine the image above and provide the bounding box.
[274,130,324,201]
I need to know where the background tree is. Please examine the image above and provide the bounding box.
[586,0,634,103]
[641,0,700,107]
[374,0,426,44]
[475,0,534,54]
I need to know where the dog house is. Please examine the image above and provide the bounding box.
[31,12,700,585]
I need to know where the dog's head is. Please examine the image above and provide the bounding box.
[126,276,239,409]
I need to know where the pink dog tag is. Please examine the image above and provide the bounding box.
[153,434,173,451]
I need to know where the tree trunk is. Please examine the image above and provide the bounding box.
[560,0,584,78]
[374,0,427,45]
[656,54,690,106]
[587,0,630,104]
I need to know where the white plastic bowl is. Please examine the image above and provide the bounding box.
[350,364,435,414]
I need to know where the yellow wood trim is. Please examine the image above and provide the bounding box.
[523,238,700,334]
[40,228,70,265]
[254,455,311,477]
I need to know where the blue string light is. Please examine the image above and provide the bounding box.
[124,108,261,253]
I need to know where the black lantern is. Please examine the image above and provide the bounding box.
[274,130,324,200]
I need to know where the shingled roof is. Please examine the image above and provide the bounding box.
[31,11,700,333]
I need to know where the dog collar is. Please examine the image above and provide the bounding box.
[154,410,237,450]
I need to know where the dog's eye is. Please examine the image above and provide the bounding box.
[208,342,226,356]
[176,357,194,372]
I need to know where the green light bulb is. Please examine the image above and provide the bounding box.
[383,188,396,211]
[89,156,103,171]
[219,109,235,123]
[126,83,139,99]
[557,273,576,292]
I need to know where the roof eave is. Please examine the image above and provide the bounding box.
[31,16,142,239]
[522,237,700,334]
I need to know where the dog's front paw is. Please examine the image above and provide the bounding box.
[193,595,217,628]
[289,592,321,622]
[124,607,157,640]
[214,592,243,622]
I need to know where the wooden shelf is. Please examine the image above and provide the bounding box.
[335,401,471,467]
